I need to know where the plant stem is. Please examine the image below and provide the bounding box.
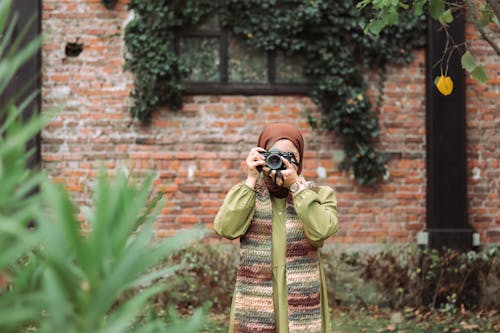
[431,267,444,309]
[486,0,500,22]
[466,0,500,57]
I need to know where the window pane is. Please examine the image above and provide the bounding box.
[179,37,220,82]
[197,14,219,30]
[228,35,267,83]
[275,51,309,83]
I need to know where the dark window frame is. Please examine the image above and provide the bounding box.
[175,24,312,95]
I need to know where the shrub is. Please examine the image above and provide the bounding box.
[152,244,238,315]
[321,245,500,311]
[416,246,499,310]
[358,246,421,309]
[321,250,388,309]
[139,243,500,315]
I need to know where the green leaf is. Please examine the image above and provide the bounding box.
[0,90,39,134]
[461,51,478,73]
[413,0,427,16]
[386,8,400,25]
[0,109,53,158]
[0,0,12,34]
[365,19,387,35]
[479,5,494,27]
[429,0,445,20]
[0,12,18,58]
[0,299,41,331]
[128,264,181,289]
[471,65,488,83]
[0,19,43,94]
[356,0,372,9]
[438,8,453,25]
[399,3,410,10]
[41,269,74,332]
[162,307,206,333]
[0,220,37,268]
[493,14,500,29]
[102,285,167,333]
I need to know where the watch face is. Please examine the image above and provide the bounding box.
[290,182,299,192]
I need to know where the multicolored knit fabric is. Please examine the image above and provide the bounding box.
[233,181,322,333]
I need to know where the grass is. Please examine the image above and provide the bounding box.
[201,306,500,333]
[330,306,499,333]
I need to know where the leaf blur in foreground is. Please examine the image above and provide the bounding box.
[0,0,205,331]
[34,173,205,333]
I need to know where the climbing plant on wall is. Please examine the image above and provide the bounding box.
[124,0,426,186]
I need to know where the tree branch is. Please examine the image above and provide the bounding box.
[465,0,500,57]
[485,0,500,22]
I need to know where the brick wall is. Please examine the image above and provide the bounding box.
[41,0,499,245]
[465,20,500,244]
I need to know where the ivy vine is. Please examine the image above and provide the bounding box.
[124,0,426,186]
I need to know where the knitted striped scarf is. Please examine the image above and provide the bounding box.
[233,182,322,333]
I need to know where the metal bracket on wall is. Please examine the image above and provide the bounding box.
[416,231,481,248]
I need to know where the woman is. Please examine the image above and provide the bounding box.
[214,123,339,333]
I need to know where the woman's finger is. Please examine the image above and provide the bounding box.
[280,156,298,171]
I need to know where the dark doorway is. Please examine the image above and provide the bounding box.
[425,3,475,251]
[0,0,42,169]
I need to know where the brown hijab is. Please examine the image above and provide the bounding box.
[257,123,304,174]
[257,123,305,198]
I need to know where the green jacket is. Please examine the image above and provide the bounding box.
[214,183,339,333]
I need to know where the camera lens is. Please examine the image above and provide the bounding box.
[266,153,283,170]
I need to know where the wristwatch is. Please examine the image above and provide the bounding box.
[289,181,303,194]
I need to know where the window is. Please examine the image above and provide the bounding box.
[176,14,311,95]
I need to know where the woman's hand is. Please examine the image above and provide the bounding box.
[245,147,266,188]
[268,156,300,189]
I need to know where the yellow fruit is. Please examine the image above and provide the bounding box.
[436,75,453,96]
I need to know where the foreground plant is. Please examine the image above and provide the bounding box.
[0,1,204,331]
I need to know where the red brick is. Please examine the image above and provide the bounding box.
[40,2,499,245]
[176,152,197,160]
[177,216,200,224]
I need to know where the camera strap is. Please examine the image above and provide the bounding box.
[274,169,285,186]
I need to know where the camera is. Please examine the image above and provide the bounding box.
[259,150,299,171]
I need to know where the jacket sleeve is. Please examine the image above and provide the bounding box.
[293,185,339,247]
[213,183,256,240]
